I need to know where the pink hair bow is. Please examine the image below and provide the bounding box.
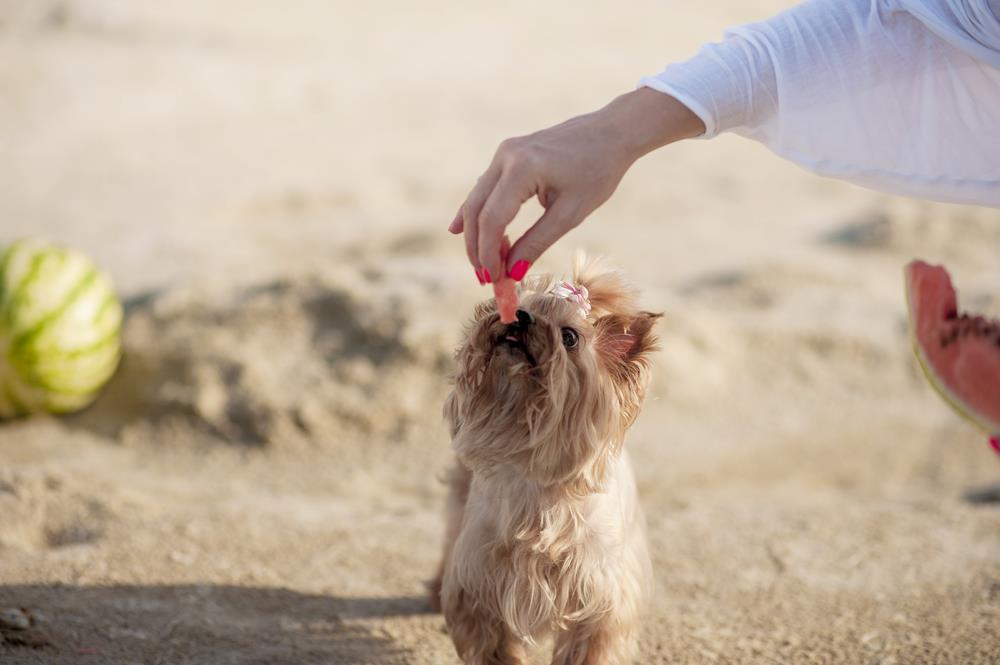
[548,281,592,319]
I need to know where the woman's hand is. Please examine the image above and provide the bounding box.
[450,88,704,284]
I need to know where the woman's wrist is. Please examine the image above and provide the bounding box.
[601,87,705,164]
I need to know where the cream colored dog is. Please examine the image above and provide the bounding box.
[430,258,658,665]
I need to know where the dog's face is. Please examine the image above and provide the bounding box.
[446,260,660,492]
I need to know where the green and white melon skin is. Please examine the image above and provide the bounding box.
[0,239,123,419]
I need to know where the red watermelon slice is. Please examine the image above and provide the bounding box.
[905,260,1000,448]
[494,235,518,324]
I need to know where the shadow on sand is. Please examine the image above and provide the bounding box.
[0,584,438,665]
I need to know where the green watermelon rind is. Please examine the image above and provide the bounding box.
[905,264,999,436]
[10,267,101,351]
[2,247,55,332]
[0,239,123,419]
[11,334,121,395]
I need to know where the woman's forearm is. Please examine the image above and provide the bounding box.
[598,87,706,164]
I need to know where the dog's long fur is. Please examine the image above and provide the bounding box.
[430,257,659,665]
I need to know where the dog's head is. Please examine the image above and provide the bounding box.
[446,255,660,493]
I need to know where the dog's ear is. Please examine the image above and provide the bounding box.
[595,311,661,366]
[594,311,661,425]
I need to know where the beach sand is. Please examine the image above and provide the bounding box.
[1,1,998,663]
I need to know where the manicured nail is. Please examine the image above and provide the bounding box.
[508,259,531,282]
[475,268,485,285]
[990,436,999,456]
[482,268,492,284]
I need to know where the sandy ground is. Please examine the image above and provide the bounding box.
[1,1,999,663]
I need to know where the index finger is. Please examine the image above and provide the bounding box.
[476,169,535,283]
[459,166,500,282]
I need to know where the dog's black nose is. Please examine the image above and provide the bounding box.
[515,309,534,326]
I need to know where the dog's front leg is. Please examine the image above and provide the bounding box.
[443,586,527,665]
[551,617,636,665]
[428,463,472,612]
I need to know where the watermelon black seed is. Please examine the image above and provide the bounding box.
[937,313,1000,348]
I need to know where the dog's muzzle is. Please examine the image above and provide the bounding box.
[496,309,536,366]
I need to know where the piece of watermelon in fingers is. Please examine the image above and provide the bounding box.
[904,259,1000,454]
[494,235,519,324]
[495,278,518,324]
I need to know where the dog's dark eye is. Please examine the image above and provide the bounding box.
[561,327,579,349]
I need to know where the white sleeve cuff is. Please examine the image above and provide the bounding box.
[636,76,717,140]
[637,19,782,142]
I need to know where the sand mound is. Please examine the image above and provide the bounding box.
[77,271,454,456]
[664,261,914,403]
[824,199,1000,264]
[0,468,118,552]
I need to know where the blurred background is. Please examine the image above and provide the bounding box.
[1,0,998,663]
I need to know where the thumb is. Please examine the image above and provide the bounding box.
[507,200,579,279]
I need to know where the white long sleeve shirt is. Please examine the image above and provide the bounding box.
[640,0,1000,206]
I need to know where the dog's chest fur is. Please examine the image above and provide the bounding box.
[452,465,627,639]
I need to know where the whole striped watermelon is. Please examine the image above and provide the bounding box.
[0,239,123,418]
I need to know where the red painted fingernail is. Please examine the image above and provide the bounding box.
[508,260,531,282]
[475,268,485,286]
[990,436,999,456]
[482,268,492,284]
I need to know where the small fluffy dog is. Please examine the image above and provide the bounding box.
[430,257,659,665]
